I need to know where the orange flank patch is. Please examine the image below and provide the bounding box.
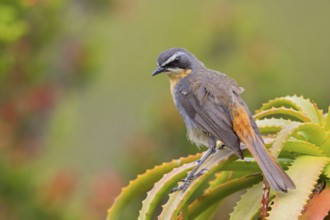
[231,105,254,141]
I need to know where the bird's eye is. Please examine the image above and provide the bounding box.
[169,57,180,66]
[171,59,179,65]
[163,61,176,68]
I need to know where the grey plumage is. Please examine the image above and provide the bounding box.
[174,71,244,158]
[152,48,295,192]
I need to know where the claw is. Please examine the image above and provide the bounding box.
[171,179,191,193]
[171,144,216,193]
[218,144,225,150]
[194,168,208,177]
[194,159,201,164]
[171,168,208,193]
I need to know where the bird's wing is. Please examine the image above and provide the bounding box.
[176,73,295,192]
[176,76,243,158]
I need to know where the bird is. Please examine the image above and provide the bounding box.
[151,48,295,192]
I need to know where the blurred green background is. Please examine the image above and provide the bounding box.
[0,0,329,219]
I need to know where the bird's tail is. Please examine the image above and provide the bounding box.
[243,134,295,192]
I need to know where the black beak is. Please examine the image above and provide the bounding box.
[152,66,166,76]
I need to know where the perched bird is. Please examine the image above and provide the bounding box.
[152,48,295,192]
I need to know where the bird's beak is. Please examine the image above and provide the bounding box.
[152,66,166,76]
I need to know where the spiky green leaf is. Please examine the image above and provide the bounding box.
[284,96,323,124]
[324,107,330,130]
[320,135,330,156]
[158,148,236,220]
[229,182,263,220]
[107,154,199,220]
[269,122,302,157]
[256,96,302,112]
[283,140,325,156]
[256,96,322,124]
[193,172,233,220]
[324,162,330,179]
[256,118,293,133]
[188,174,262,219]
[254,107,311,122]
[138,162,195,220]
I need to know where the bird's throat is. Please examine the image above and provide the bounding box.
[168,69,192,96]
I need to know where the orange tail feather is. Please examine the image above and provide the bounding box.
[232,106,295,192]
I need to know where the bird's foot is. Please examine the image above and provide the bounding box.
[171,168,208,193]
[218,144,225,150]
[194,159,201,164]
[172,144,215,193]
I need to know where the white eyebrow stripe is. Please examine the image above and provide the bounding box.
[161,51,185,66]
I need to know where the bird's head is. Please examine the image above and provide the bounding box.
[152,48,201,77]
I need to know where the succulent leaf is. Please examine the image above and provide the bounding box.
[256,96,302,112]
[229,182,263,220]
[107,96,330,220]
[324,107,330,130]
[158,148,236,220]
[107,154,199,220]
[324,162,330,179]
[256,96,322,124]
[283,96,323,124]
[187,174,262,219]
[138,162,195,220]
[256,118,293,133]
[254,107,311,122]
[283,140,325,156]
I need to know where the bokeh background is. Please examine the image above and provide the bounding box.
[0,0,329,219]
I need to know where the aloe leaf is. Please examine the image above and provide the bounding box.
[256,96,322,124]
[283,140,325,156]
[269,122,302,157]
[188,174,262,219]
[226,159,293,174]
[324,107,330,130]
[256,118,293,133]
[324,162,330,179]
[256,96,302,112]
[293,123,328,147]
[263,137,275,145]
[223,160,260,172]
[208,172,232,189]
[229,182,263,220]
[284,96,323,124]
[194,206,220,220]
[158,148,237,220]
[138,162,195,220]
[107,154,199,220]
[270,122,328,157]
[254,107,311,122]
[193,172,232,220]
[268,156,330,220]
[320,135,330,156]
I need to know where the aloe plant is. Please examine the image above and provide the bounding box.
[107,96,330,220]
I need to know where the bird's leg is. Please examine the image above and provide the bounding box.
[172,137,217,192]
[193,143,224,166]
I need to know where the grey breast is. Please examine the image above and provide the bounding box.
[173,74,210,147]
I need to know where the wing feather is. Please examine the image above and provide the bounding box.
[176,78,243,158]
